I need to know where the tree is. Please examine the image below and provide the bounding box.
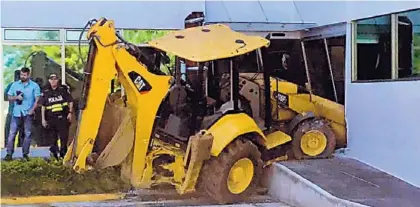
[123,30,171,45]
[123,30,176,73]
[65,46,89,74]
[3,29,62,87]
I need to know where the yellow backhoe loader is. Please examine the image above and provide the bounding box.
[63,18,346,204]
[218,73,346,160]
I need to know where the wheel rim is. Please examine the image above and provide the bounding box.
[227,158,254,194]
[300,130,327,156]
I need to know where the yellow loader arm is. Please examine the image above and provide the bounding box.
[63,18,172,184]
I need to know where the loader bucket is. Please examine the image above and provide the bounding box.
[69,91,135,169]
[94,92,135,169]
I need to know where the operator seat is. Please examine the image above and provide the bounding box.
[162,84,192,139]
[168,84,189,116]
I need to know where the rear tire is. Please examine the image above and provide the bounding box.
[291,118,336,160]
[198,139,263,204]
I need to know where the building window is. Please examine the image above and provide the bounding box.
[354,14,392,81]
[65,29,122,42]
[397,9,420,79]
[4,29,60,41]
[66,30,88,42]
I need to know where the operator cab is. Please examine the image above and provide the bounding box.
[153,58,247,145]
[145,24,271,146]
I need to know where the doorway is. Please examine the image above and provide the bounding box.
[302,36,346,105]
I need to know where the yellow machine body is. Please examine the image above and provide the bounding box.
[64,18,346,204]
[63,19,286,200]
[238,73,346,147]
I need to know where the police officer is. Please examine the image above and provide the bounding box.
[40,73,73,160]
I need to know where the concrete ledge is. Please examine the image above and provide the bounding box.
[267,163,369,207]
[1,193,124,205]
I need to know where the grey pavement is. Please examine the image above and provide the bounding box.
[281,156,420,207]
[1,146,50,159]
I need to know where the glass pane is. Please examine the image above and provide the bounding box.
[397,9,420,79]
[356,15,392,81]
[66,30,122,42]
[304,40,337,102]
[66,30,88,41]
[4,29,60,41]
[3,45,62,148]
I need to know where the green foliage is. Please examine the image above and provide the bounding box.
[123,30,171,45]
[123,30,176,72]
[2,29,177,89]
[3,45,61,87]
[65,45,89,74]
[3,30,62,87]
[1,158,130,197]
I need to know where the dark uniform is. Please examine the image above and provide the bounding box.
[40,80,73,159]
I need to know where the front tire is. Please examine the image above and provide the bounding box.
[199,139,263,204]
[291,118,336,160]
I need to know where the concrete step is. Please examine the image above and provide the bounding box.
[267,156,420,207]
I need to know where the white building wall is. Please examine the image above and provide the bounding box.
[345,80,420,187]
[343,5,420,187]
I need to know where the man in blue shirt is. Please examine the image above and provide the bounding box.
[4,70,25,147]
[4,67,41,161]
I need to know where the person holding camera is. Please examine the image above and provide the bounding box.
[40,73,73,160]
[4,70,25,148]
[4,67,41,161]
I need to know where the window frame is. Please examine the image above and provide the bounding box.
[65,29,123,43]
[3,28,62,42]
[351,8,420,83]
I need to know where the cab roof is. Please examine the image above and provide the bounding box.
[147,24,270,62]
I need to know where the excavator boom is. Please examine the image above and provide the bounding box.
[63,18,172,185]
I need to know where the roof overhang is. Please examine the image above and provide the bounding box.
[204,21,317,32]
[301,22,347,41]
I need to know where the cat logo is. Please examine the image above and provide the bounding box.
[134,76,146,91]
[128,71,152,93]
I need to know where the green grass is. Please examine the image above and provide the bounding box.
[1,158,131,197]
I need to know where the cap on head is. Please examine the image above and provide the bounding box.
[48,73,59,80]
